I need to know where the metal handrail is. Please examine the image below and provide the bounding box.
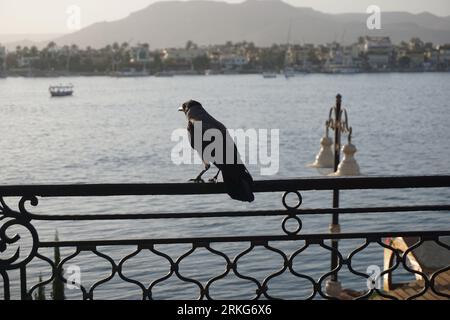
[1,175,449,300]
[0,175,449,197]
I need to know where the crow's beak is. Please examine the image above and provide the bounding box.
[178,106,184,112]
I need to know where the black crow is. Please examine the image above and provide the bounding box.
[179,100,255,202]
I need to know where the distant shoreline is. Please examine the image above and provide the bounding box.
[2,70,450,79]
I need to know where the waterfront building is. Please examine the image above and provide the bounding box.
[408,51,425,70]
[438,45,450,70]
[396,47,426,70]
[162,47,207,63]
[363,36,393,70]
[219,53,249,71]
[423,48,439,71]
[324,43,360,73]
[286,45,312,71]
[131,44,154,64]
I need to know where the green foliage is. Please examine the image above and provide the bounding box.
[33,231,66,300]
[3,37,446,74]
[34,274,46,300]
[51,231,65,300]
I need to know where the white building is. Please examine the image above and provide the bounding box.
[324,43,360,73]
[162,48,207,62]
[363,36,393,70]
[350,43,363,60]
[219,54,248,69]
[131,45,154,63]
[367,53,390,69]
[363,36,392,53]
[285,45,311,70]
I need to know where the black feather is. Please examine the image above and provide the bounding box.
[217,163,255,202]
[183,100,255,202]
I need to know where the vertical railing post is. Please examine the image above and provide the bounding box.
[20,265,28,300]
[2,272,11,300]
[326,94,343,297]
[332,94,341,280]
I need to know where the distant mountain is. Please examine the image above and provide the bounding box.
[52,0,450,48]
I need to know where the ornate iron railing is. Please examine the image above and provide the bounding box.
[0,175,449,300]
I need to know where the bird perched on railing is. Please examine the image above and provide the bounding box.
[179,100,254,202]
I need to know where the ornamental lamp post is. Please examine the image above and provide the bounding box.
[308,94,361,298]
[309,94,360,176]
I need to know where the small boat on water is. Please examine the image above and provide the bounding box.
[262,72,277,79]
[49,84,74,97]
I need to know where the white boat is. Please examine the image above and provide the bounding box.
[49,84,73,97]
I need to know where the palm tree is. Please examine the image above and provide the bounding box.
[34,275,46,300]
[120,42,129,51]
[47,41,57,50]
[409,37,424,51]
[22,46,30,57]
[30,46,39,57]
[185,40,194,50]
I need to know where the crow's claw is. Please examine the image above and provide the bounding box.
[189,178,205,183]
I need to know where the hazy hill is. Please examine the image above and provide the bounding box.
[0,34,63,50]
[51,0,450,48]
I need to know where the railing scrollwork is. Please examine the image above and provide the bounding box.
[0,176,448,300]
[0,196,39,271]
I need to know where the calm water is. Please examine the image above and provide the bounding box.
[0,74,449,299]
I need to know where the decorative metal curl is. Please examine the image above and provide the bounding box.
[282,216,302,235]
[326,106,353,143]
[282,191,302,210]
[0,196,39,270]
[18,196,39,221]
[281,191,303,235]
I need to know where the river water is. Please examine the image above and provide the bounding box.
[0,73,449,299]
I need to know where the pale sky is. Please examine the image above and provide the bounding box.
[1,0,449,35]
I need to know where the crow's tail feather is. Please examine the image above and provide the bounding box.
[221,164,255,202]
